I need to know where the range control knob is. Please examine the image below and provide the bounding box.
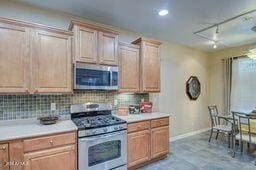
[119,126,123,130]
[103,128,108,132]
[114,127,118,130]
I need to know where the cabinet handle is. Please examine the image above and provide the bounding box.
[49,140,54,145]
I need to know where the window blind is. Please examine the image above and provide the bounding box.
[231,57,256,112]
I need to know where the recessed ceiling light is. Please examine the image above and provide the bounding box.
[213,44,217,49]
[158,9,169,16]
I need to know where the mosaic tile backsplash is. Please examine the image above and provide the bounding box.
[0,91,149,120]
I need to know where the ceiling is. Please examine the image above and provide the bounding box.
[14,0,256,51]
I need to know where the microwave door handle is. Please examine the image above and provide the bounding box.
[74,64,77,89]
[79,130,126,142]
[110,70,113,86]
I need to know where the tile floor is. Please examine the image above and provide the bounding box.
[141,131,256,170]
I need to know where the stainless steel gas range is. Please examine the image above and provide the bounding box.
[71,103,127,170]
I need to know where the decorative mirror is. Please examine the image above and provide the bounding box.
[186,76,201,100]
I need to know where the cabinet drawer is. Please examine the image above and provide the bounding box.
[151,118,169,128]
[0,143,9,170]
[128,121,150,133]
[23,132,76,152]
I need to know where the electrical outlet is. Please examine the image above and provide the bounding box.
[141,98,144,102]
[51,103,56,111]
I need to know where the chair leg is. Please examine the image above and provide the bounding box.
[231,135,234,149]
[209,128,213,142]
[228,134,231,148]
[232,137,236,158]
[216,130,219,140]
[240,141,243,153]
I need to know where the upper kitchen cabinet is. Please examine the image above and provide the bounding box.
[72,25,98,63]
[0,17,73,94]
[69,20,119,66]
[31,29,72,93]
[0,19,30,93]
[119,42,140,93]
[132,38,162,93]
[98,31,118,65]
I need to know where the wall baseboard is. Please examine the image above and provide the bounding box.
[170,127,210,142]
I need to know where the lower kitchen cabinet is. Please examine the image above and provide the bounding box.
[151,126,169,159]
[127,118,169,169]
[128,130,151,167]
[0,143,9,170]
[24,145,76,170]
[0,131,76,170]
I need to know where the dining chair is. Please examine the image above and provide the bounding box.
[208,106,233,148]
[232,111,256,165]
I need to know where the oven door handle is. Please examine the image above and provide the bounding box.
[79,130,127,142]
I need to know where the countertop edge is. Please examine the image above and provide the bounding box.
[0,120,78,142]
[115,112,171,123]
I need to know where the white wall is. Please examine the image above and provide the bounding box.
[0,0,211,137]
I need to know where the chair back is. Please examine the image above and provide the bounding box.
[208,106,219,127]
[232,111,256,144]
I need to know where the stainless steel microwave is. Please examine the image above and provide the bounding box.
[74,63,118,90]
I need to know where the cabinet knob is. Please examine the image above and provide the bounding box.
[1,146,6,150]
[49,140,54,145]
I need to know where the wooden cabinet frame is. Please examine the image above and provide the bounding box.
[0,131,77,170]
[127,118,169,169]
[70,20,119,66]
[31,30,72,93]
[0,21,30,93]
[118,42,140,92]
[132,38,162,93]
[0,17,73,94]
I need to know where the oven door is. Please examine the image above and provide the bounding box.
[78,130,127,170]
[74,63,118,90]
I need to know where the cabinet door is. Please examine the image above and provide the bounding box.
[141,42,160,92]
[98,31,118,66]
[74,25,97,63]
[0,143,9,170]
[128,130,150,168]
[0,23,30,93]
[119,44,140,92]
[32,30,72,93]
[151,126,169,159]
[24,145,76,170]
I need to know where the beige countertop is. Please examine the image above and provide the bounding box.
[0,118,77,141]
[115,112,170,123]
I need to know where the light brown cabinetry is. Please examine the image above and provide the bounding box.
[1,131,76,170]
[119,43,140,92]
[0,22,30,93]
[132,38,162,92]
[70,20,119,66]
[23,132,76,152]
[128,130,151,168]
[24,145,76,170]
[0,143,9,170]
[151,126,169,159]
[31,30,72,93]
[0,18,73,94]
[127,117,169,169]
[73,25,98,63]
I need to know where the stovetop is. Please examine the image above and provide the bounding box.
[72,114,126,130]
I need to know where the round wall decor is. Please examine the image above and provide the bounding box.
[186,76,201,100]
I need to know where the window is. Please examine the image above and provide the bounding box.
[231,58,256,112]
